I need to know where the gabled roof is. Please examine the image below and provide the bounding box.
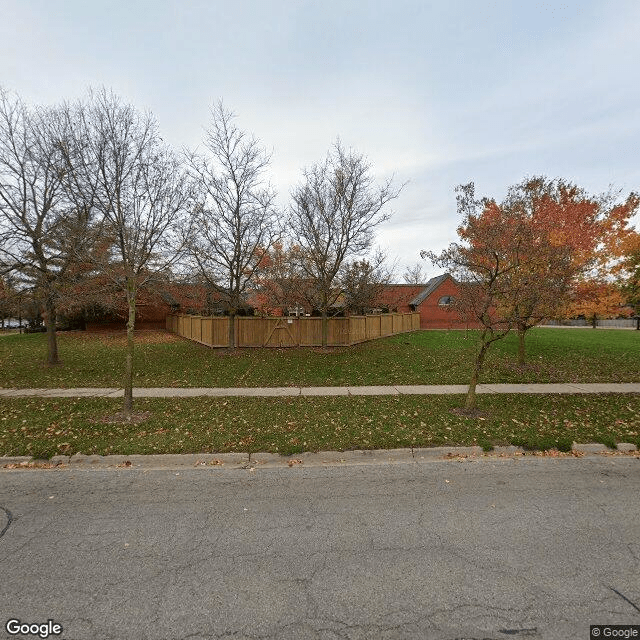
[410,273,451,307]
[376,284,426,307]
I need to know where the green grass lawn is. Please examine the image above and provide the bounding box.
[0,327,638,388]
[1,394,638,458]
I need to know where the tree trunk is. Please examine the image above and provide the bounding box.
[591,315,597,329]
[123,280,136,416]
[228,309,236,349]
[44,296,61,365]
[321,309,328,348]
[517,325,526,366]
[465,339,490,411]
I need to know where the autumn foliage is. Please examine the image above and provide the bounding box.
[614,230,640,315]
[567,280,631,327]
[426,177,639,410]
[252,242,310,316]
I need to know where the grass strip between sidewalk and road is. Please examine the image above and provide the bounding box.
[1,394,638,459]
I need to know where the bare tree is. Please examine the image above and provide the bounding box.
[403,262,426,285]
[62,89,193,416]
[0,88,91,364]
[186,101,278,348]
[402,262,428,284]
[289,141,402,346]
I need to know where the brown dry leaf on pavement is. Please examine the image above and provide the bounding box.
[3,461,63,469]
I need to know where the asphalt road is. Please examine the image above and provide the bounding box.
[0,457,639,640]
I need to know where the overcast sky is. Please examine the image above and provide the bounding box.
[1,0,638,280]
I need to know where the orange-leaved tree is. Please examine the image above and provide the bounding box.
[563,191,640,327]
[424,178,638,410]
[0,273,18,328]
[615,230,640,319]
[565,279,630,328]
[252,242,309,316]
[425,184,532,411]
[499,177,622,363]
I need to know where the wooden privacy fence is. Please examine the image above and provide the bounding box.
[166,312,420,348]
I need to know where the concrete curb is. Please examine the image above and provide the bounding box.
[1,443,637,470]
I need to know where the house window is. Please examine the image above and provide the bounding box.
[438,296,454,307]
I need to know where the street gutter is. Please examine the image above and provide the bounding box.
[1,443,637,471]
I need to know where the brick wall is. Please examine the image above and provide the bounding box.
[416,276,479,329]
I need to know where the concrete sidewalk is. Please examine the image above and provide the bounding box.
[0,382,639,397]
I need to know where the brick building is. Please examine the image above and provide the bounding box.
[378,274,475,329]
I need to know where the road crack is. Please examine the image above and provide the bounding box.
[0,506,13,540]
[608,586,640,614]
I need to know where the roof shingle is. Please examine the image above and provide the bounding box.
[409,273,450,307]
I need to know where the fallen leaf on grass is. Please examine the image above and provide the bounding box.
[98,411,152,425]
[66,329,179,346]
